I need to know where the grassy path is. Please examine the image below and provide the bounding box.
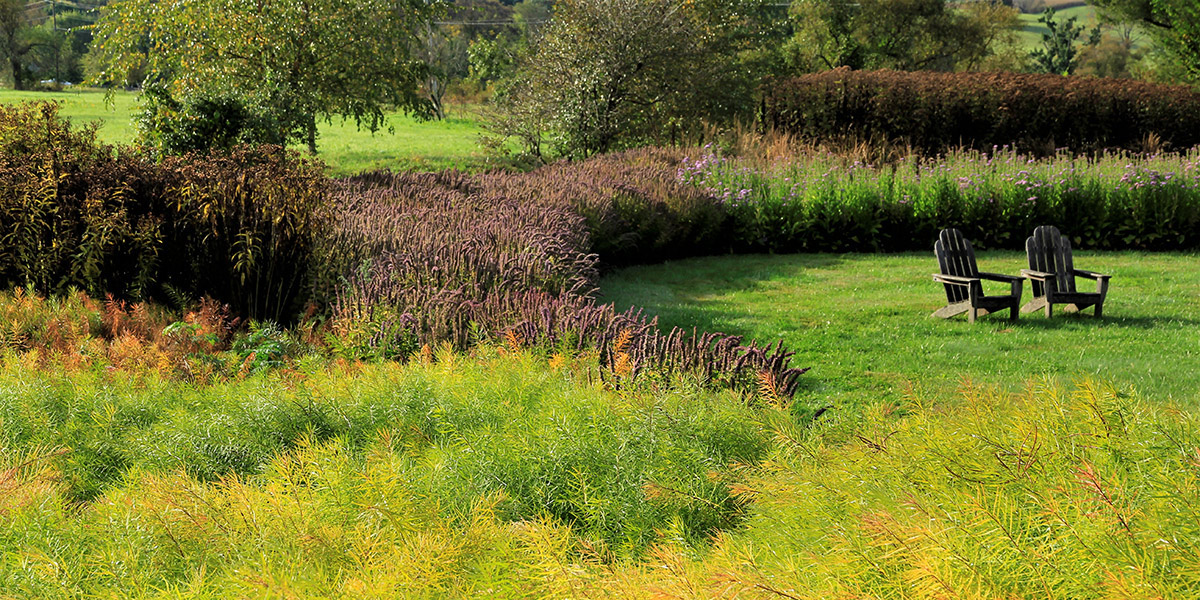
[601,251,1200,409]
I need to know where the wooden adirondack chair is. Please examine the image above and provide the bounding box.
[1021,225,1111,318]
[932,228,1023,323]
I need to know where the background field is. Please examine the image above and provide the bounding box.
[0,89,492,175]
[601,251,1200,410]
[1016,5,1099,50]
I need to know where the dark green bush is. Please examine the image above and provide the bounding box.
[0,102,162,298]
[137,83,286,154]
[0,101,329,321]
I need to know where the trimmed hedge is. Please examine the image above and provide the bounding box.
[761,69,1200,154]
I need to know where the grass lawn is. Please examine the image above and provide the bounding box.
[600,251,1200,409]
[0,88,493,175]
[0,88,140,142]
[1012,4,1156,57]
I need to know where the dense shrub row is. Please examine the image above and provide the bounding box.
[0,102,328,321]
[761,69,1200,154]
[682,146,1200,252]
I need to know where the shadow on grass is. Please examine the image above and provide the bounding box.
[960,312,1200,331]
[598,253,849,337]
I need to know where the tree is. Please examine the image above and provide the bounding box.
[90,0,440,152]
[784,0,1020,73]
[1029,8,1101,75]
[1091,0,1200,81]
[415,21,468,120]
[491,0,761,160]
[1076,18,1149,78]
[0,0,31,89]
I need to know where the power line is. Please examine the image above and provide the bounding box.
[432,19,548,26]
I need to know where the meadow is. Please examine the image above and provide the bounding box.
[0,89,493,175]
[4,75,1200,598]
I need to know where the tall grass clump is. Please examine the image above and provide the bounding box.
[680,145,1200,252]
[322,149,805,398]
[0,101,329,321]
[578,380,1200,599]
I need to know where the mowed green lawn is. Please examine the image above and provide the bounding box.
[601,252,1200,409]
[0,88,492,175]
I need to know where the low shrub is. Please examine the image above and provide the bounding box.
[152,146,330,321]
[762,69,1200,154]
[136,83,288,154]
[0,351,769,555]
[0,289,297,381]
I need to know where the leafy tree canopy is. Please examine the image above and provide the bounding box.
[1091,0,1200,81]
[785,0,1021,72]
[491,0,778,161]
[90,0,441,152]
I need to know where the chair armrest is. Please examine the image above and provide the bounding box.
[977,271,1024,282]
[1073,269,1111,280]
[1020,269,1055,280]
[933,274,977,286]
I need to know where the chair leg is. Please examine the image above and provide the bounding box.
[968,307,977,324]
[1044,302,1052,318]
[1009,280,1022,321]
[1095,301,1103,318]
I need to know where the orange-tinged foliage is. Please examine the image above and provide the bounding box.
[0,289,251,380]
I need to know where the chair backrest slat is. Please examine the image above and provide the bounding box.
[935,228,981,303]
[1028,225,1076,294]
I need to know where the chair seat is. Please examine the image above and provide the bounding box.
[977,293,1022,305]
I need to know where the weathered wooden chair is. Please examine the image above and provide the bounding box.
[932,228,1023,323]
[1021,225,1111,318]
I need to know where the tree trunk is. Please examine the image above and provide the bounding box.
[10,56,26,90]
[305,114,317,153]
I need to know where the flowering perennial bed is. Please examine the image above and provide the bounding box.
[679,146,1200,252]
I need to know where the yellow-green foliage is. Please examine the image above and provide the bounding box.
[581,380,1200,599]
[3,289,1200,597]
[0,346,769,596]
[0,440,577,598]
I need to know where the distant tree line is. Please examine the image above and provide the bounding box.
[3,0,1197,159]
